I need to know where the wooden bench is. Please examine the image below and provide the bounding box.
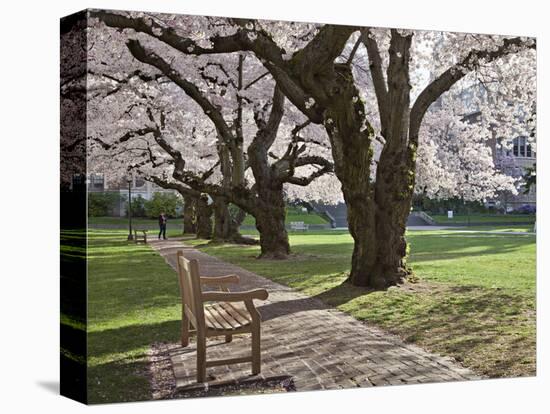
[176,251,269,383]
[133,229,148,244]
[290,221,309,231]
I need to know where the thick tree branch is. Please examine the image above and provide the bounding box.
[284,156,334,186]
[252,86,286,151]
[148,175,202,198]
[198,62,237,89]
[93,127,157,150]
[126,39,235,144]
[288,25,358,111]
[385,29,412,147]
[292,25,357,78]
[91,10,248,55]
[294,155,334,170]
[346,33,363,65]
[361,28,390,133]
[93,10,323,122]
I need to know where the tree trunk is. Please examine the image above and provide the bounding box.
[246,99,291,259]
[327,32,413,289]
[333,132,378,287]
[344,188,376,287]
[342,148,413,289]
[183,195,196,234]
[195,195,212,239]
[213,196,241,241]
[368,150,413,288]
[362,31,414,288]
[254,186,290,259]
[319,62,379,286]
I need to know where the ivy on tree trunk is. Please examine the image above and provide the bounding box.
[183,195,196,234]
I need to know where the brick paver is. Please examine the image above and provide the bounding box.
[150,238,481,394]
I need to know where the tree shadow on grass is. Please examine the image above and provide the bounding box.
[314,279,375,306]
[258,280,535,378]
[88,319,181,359]
[290,237,530,265]
[321,283,535,377]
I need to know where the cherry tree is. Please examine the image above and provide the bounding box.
[415,102,518,202]
[91,10,535,287]
[87,15,334,257]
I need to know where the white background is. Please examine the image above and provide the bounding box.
[0,0,547,412]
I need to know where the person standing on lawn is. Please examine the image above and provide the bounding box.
[158,212,167,240]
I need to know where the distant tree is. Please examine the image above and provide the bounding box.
[129,195,147,217]
[144,192,183,218]
[88,192,122,217]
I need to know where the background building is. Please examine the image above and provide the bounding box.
[88,173,180,216]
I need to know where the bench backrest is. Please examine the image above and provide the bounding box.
[176,252,204,329]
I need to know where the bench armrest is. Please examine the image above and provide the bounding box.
[202,289,268,302]
[200,275,240,286]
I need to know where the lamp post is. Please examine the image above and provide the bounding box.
[127,177,134,241]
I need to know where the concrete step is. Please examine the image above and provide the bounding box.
[310,201,434,228]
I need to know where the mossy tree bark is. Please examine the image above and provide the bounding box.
[195,194,213,239]
[182,195,196,234]
[253,185,290,259]
[212,196,248,242]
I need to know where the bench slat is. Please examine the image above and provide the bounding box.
[204,308,225,330]
[208,303,236,330]
[204,303,251,331]
[205,306,235,330]
[212,303,241,329]
[221,302,251,325]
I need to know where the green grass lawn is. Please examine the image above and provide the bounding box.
[188,229,536,379]
[89,207,328,228]
[444,224,535,233]
[431,213,535,225]
[87,229,183,403]
[242,207,329,226]
[86,226,535,402]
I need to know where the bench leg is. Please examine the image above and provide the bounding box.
[251,324,261,375]
[225,334,232,343]
[181,312,190,347]
[196,334,207,383]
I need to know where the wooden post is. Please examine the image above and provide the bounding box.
[196,333,206,383]
[181,311,190,347]
[251,323,261,375]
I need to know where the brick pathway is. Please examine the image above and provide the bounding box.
[150,238,481,394]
